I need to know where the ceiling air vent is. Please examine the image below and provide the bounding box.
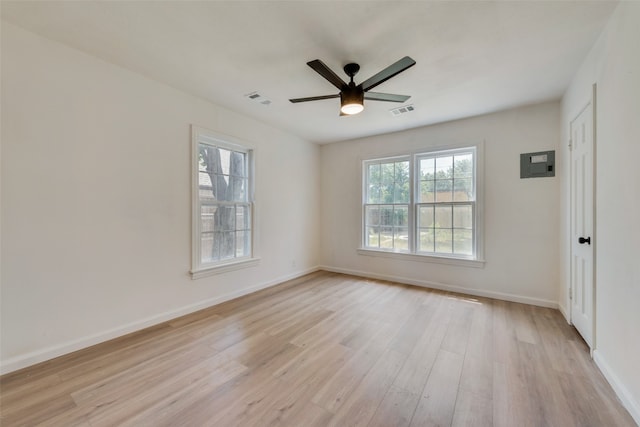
[245,91,272,106]
[390,104,415,116]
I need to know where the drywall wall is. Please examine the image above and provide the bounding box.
[0,22,320,373]
[561,2,640,423]
[320,101,561,307]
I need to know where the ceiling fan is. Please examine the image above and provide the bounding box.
[289,56,416,116]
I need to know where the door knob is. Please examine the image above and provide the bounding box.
[578,236,591,245]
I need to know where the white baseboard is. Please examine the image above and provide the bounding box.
[319,265,558,309]
[593,350,640,426]
[558,302,571,323]
[0,266,320,375]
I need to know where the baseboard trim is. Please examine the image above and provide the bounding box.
[593,350,640,426]
[319,265,558,309]
[558,302,571,323]
[0,266,320,375]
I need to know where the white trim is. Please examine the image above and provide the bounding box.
[356,248,485,268]
[558,301,571,324]
[319,265,558,309]
[0,266,320,375]
[190,257,261,279]
[593,350,640,426]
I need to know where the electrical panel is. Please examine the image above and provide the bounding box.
[520,150,555,178]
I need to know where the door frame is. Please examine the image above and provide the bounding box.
[569,83,597,352]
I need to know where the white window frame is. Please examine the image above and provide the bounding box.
[359,143,485,268]
[190,126,259,279]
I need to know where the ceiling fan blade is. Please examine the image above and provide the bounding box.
[361,56,416,92]
[307,60,347,90]
[289,94,340,103]
[364,92,411,102]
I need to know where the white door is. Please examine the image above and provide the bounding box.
[570,99,595,348]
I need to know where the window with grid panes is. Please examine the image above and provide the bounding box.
[192,126,255,275]
[363,157,411,251]
[363,147,478,260]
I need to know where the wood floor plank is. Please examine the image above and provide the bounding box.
[451,389,493,427]
[327,348,407,427]
[440,297,474,355]
[0,271,635,427]
[367,385,420,427]
[409,349,465,427]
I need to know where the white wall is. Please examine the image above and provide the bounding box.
[0,22,320,373]
[561,2,640,423]
[320,101,561,307]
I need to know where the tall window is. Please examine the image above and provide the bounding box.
[192,126,255,276]
[363,146,479,260]
[364,157,411,251]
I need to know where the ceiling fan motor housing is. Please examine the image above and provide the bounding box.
[340,83,365,114]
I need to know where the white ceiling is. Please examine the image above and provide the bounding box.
[1,1,617,144]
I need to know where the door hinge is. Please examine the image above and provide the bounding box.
[569,288,572,300]
[568,139,573,151]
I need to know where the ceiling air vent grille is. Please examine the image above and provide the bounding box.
[390,104,415,116]
[245,91,272,105]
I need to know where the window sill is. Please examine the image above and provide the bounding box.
[190,257,260,279]
[357,248,485,268]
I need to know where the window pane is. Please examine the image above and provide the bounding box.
[216,206,235,231]
[380,205,394,226]
[420,158,435,180]
[454,178,473,201]
[435,229,453,253]
[395,161,409,181]
[394,181,409,203]
[453,205,473,229]
[380,227,394,249]
[420,180,435,203]
[201,205,216,232]
[436,156,453,178]
[366,226,380,247]
[394,161,410,203]
[435,179,453,202]
[230,151,246,177]
[368,184,380,204]
[201,233,216,263]
[419,229,435,252]
[219,231,235,259]
[199,144,219,174]
[218,148,231,175]
[365,206,380,226]
[381,163,395,203]
[418,206,434,228]
[435,206,452,228]
[367,164,381,203]
[236,205,250,231]
[199,172,215,200]
[229,177,247,202]
[454,229,473,255]
[236,230,249,257]
[394,227,409,250]
[394,206,408,227]
[368,163,381,183]
[454,153,473,178]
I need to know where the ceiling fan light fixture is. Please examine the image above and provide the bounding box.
[341,102,364,115]
[340,89,364,115]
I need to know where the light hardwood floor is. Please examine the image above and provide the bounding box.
[0,271,636,426]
